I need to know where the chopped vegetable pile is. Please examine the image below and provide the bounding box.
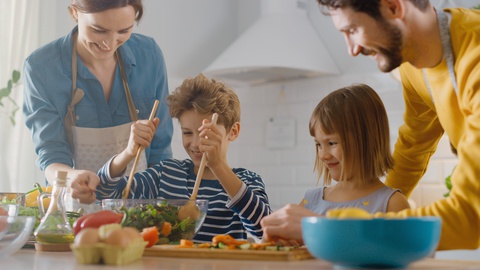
[177,235,301,251]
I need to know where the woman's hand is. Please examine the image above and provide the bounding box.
[70,170,100,204]
[260,204,320,244]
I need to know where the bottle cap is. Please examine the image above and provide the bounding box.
[55,171,68,187]
[55,171,68,179]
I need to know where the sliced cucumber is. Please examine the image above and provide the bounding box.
[238,243,252,250]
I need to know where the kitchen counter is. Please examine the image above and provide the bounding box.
[4,250,480,269]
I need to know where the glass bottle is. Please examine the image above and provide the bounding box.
[34,171,74,244]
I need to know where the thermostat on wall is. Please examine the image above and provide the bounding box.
[266,117,296,149]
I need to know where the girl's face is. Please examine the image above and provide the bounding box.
[72,6,135,61]
[313,125,344,181]
[178,110,228,167]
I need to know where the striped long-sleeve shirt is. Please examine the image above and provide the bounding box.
[96,158,272,242]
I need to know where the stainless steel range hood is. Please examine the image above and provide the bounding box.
[204,0,340,85]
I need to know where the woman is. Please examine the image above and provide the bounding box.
[22,0,173,207]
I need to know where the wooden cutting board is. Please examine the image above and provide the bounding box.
[143,245,313,261]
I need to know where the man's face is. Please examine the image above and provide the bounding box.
[330,7,403,72]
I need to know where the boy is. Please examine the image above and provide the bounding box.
[95,74,271,242]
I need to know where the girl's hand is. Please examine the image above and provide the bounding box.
[125,118,159,157]
[260,204,320,244]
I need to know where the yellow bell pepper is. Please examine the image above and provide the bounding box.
[24,184,53,208]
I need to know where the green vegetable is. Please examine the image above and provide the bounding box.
[121,202,196,242]
[238,243,252,250]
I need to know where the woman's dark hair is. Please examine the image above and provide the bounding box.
[317,0,430,19]
[69,0,143,22]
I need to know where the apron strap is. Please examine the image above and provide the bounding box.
[423,9,458,155]
[423,9,458,104]
[65,33,84,149]
[116,50,139,122]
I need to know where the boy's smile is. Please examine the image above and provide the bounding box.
[178,110,229,176]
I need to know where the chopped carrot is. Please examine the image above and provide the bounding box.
[161,221,172,237]
[212,235,236,245]
[251,242,276,250]
[233,240,249,245]
[179,239,194,247]
[197,243,213,248]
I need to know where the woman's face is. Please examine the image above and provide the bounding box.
[313,125,344,181]
[73,6,136,61]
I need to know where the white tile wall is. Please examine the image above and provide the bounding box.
[170,71,458,211]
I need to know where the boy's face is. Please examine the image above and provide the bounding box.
[178,110,230,167]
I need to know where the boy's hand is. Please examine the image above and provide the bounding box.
[125,118,159,157]
[70,170,100,204]
[198,117,223,167]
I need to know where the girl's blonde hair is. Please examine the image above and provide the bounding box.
[309,84,393,185]
[167,73,240,131]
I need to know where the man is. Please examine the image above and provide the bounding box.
[261,0,480,250]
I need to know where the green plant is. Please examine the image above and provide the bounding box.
[0,69,21,125]
[443,166,455,198]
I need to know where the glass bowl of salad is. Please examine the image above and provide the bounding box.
[0,216,36,258]
[102,199,208,244]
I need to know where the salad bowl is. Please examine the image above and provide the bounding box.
[0,216,35,258]
[102,199,208,244]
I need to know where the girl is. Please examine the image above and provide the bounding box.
[301,84,410,214]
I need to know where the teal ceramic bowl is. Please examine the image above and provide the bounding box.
[302,216,441,269]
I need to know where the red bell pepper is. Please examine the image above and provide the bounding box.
[73,210,123,235]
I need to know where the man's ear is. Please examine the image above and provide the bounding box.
[381,0,405,19]
[227,122,241,141]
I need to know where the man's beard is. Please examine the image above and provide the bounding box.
[363,21,403,73]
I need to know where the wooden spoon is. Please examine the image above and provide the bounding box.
[122,100,160,199]
[178,113,218,220]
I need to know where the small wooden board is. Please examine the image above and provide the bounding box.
[143,245,313,261]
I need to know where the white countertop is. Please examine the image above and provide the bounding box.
[3,249,480,269]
